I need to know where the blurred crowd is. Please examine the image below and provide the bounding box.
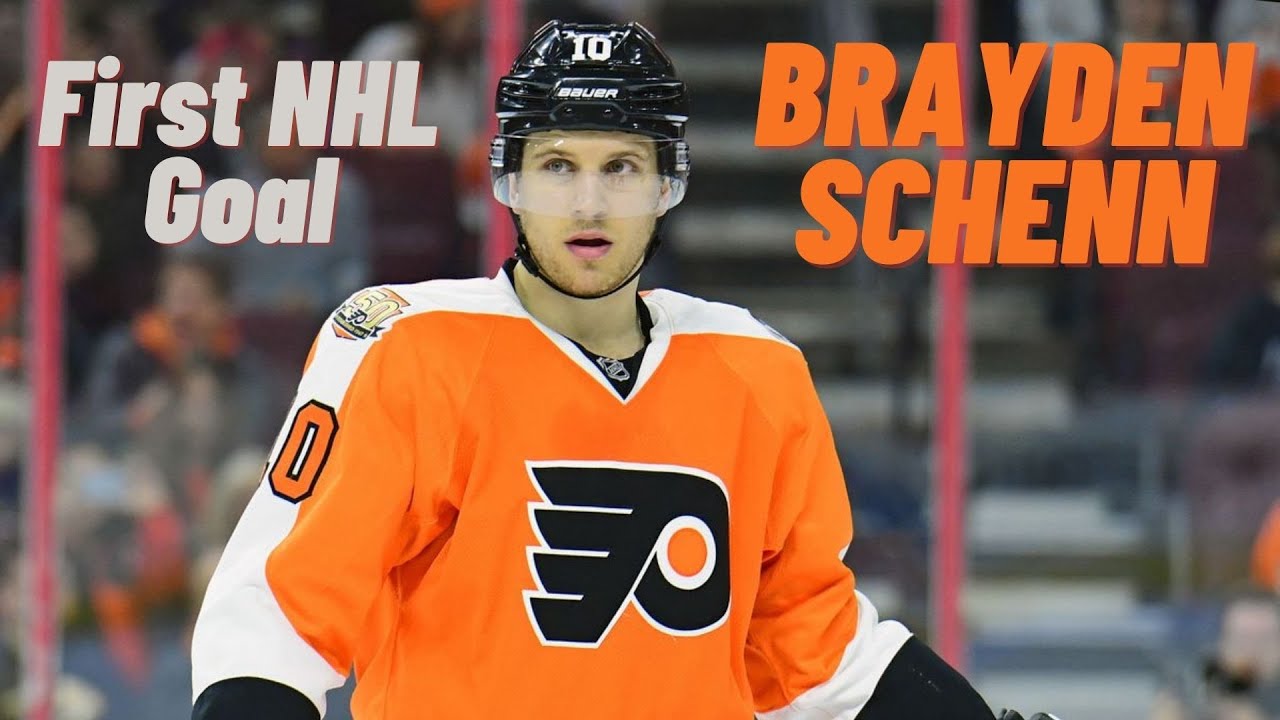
[1010,0,1280,399]
[0,0,658,716]
[0,0,1277,717]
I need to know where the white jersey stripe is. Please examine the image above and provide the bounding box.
[190,289,420,715]
[756,591,913,719]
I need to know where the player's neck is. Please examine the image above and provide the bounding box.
[512,263,645,359]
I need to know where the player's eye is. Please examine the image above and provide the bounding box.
[543,158,574,174]
[604,158,639,174]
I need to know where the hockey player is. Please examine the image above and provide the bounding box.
[191,20,1058,719]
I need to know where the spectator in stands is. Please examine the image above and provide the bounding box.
[1210,592,1280,713]
[0,202,103,403]
[56,254,276,715]
[1020,0,1265,396]
[1017,0,1106,47]
[1014,0,1111,398]
[1150,590,1280,720]
[75,252,277,522]
[0,273,17,387]
[334,130,473,286]
[347,0,485,162]
[526,0,625,27]
[1095,0,1272,390]
[0,543,18,719]
[57,445,186,694]
[272,0,325,64]
[96,1,166,84]
[0,0,23,277]
[65,122,160,340]
[346,0,488,273]
[214,104,371,319]
[1115,0,1195,44]
[169,0,276,95]
[62,203,103,403]
[196,449,268,557]
[0,382,19,510]
[1226,3,1280,191]
[1213,0,1280,48]
[1201,222,1280,389]
[1180,396,1280,591]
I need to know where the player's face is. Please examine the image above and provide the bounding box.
[514,130,667,297]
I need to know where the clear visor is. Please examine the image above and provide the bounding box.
[491,133,688,219]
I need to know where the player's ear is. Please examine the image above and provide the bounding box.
[654,177,672,217]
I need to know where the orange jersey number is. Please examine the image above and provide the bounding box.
[268,400,340,503]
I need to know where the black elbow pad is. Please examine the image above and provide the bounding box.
[858,635,996,720]
[192,677,321,720]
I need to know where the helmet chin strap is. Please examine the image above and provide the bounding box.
[510,211,668,301]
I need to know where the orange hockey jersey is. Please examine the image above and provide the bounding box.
[191,268,912,719]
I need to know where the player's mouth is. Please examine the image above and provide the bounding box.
[565,231,613,260]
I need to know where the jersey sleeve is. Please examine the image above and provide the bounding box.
[191,300,453,717]
[749,362,913,719]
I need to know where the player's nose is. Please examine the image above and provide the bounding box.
[570,173,609,219]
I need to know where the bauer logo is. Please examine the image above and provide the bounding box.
[555,87,621,100]
[522,461,731,648]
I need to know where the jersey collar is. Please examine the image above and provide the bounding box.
[500,257,653,344]
[494,257,671,405]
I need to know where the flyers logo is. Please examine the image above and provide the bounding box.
[523,461,731,648]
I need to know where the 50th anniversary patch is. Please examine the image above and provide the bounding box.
[331,287,409,341]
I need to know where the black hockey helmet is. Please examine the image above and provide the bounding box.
[490,20,691,299]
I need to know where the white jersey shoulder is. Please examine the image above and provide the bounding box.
[328,276,524,342]
[390,275,526,316]
[193,274,520,713]
[644,288,798,350]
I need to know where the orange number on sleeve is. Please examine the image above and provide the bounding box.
[268,400,339,503]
